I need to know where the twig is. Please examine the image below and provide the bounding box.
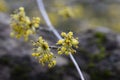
[38,27,52,31]
[36,0,85,80]
[49,46,58,49]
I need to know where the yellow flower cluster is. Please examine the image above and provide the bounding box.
[32,37,56,68]
[58,7,75,19]
[57,32,79,55]
[10,7,40,41]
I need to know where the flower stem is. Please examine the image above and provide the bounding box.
[49,46,58,49]
[36,0,85,80]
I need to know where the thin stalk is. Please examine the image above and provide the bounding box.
[36,0,85,80]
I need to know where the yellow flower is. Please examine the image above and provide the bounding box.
[72,39,79,46]
[19,7,24,11]
[58,51,62,55]
[32,36,56,68]
[57,31,79,55]
[57,39,64,44]
[58,7,75,19]
[48,60,56,68]
[31,17,40,28]
[61,47,66,52]
[10,7,40,41]
[61,32,66,37]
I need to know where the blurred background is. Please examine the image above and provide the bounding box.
[2,0,120,32]
[0,0,120,80]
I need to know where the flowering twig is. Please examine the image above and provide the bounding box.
[36,0,85,80]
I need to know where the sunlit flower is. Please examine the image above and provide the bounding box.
[58,7,75,19]
[32,36,56,68]
[57,31,79,55]
[10,7,40,41]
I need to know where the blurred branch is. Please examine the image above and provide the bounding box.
[38,27,52,31]
[36,0,85,80]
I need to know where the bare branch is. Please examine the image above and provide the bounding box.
[36,0,85,80]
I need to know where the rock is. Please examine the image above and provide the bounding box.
[0,13,10,25]
[56,56,68,66]
[116,35,120,47]
[76,27,120,80]
[95,27,111,34]
[114,61,120,72]
[0,21,120,80]
[0,66,10,80]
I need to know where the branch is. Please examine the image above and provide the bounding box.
[38,27,52,31]
[36,0,85,80]
[49,46,58,49]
